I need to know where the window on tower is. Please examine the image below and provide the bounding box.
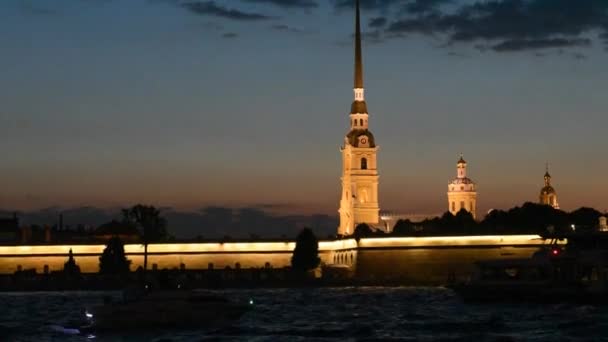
[359,119,363,126]
[452,202,455,212]
[361,158,367,170]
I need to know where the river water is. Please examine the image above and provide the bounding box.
[0,287,606,341]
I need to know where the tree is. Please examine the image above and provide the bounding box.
[291,228,321,272]
[63,248,81,276]
[122,205,167,272]
[392,219,414,236]
[568,207,602,229]
[353,223,373,240]
[99,237,131,275]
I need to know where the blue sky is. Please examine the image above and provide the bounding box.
[1,0,607,217]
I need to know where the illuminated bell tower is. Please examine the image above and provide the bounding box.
[447,155,477,219]
[539,164,559,209]
[338,0,380,236]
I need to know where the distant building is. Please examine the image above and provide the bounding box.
[94,220,140,243]
[0,214,19,243]
[599,216,607,232]
[539,165,559,209]
[379,212,441,233]
[338,0,380,235]
[447,155,478,219]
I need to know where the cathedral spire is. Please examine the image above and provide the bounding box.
[544,162,551,186]
[350,0,367,114]
[354,0,363,89]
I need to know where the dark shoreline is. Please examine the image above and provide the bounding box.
[0,268,442,292]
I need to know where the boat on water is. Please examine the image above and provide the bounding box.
[450,232,608,303]
[84,289,251,331]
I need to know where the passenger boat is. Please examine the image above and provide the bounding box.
[85,290,251,331]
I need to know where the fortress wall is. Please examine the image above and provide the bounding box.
[355,246,542,285]
[0,239,358,274]
[0,236,556,281]
[354,235,556,285]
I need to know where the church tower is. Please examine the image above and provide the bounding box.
[338,0,380,236]
[447,155,477,219]
[539,164,559,209]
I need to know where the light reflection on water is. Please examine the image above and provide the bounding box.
[0,287,606,341]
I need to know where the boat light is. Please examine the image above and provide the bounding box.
[249,299,254,305]
[85,311,93,318]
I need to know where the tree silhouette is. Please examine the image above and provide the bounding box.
[353,223,373,240]
[291,227,320,272]
[392,219,414,235]
[122,205,167,272]
[63,248,81,276]
[99,237,131,275]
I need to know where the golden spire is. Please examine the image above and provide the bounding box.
[354,0,363,89]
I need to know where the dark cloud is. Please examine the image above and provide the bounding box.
[368,17,387,28]
[491,38,591,52]
[404,0,452,14]
[446,51,468,58]
[385,0,608,52]
[271,24,304,33]
[333,0,402,11]
[222,32,238,38]
[573,52,587,60]
[181,1,275,21]
[242,0,318,9]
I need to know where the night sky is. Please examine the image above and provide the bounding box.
[2,0,608,218]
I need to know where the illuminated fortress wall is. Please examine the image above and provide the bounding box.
[356,235,553,284]
[0,236,554,284]
[0,240,358,274]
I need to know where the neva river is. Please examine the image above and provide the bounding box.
[1,287,606,341]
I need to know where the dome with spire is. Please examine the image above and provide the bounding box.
[539,164,559,209]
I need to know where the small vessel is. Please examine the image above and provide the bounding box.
[450,233,608,303]
[85,290,251,331]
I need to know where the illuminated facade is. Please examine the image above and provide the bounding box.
[447,155,477,219]
[539,165,559,209]
[338,0,380,236]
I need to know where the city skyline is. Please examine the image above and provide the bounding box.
[2,0,608,216]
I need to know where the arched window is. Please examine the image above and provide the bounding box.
[361,157,367,170]
[452,202,455,212]
[359,119,363,126]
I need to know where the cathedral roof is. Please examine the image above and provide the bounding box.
[346,129,375,147]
